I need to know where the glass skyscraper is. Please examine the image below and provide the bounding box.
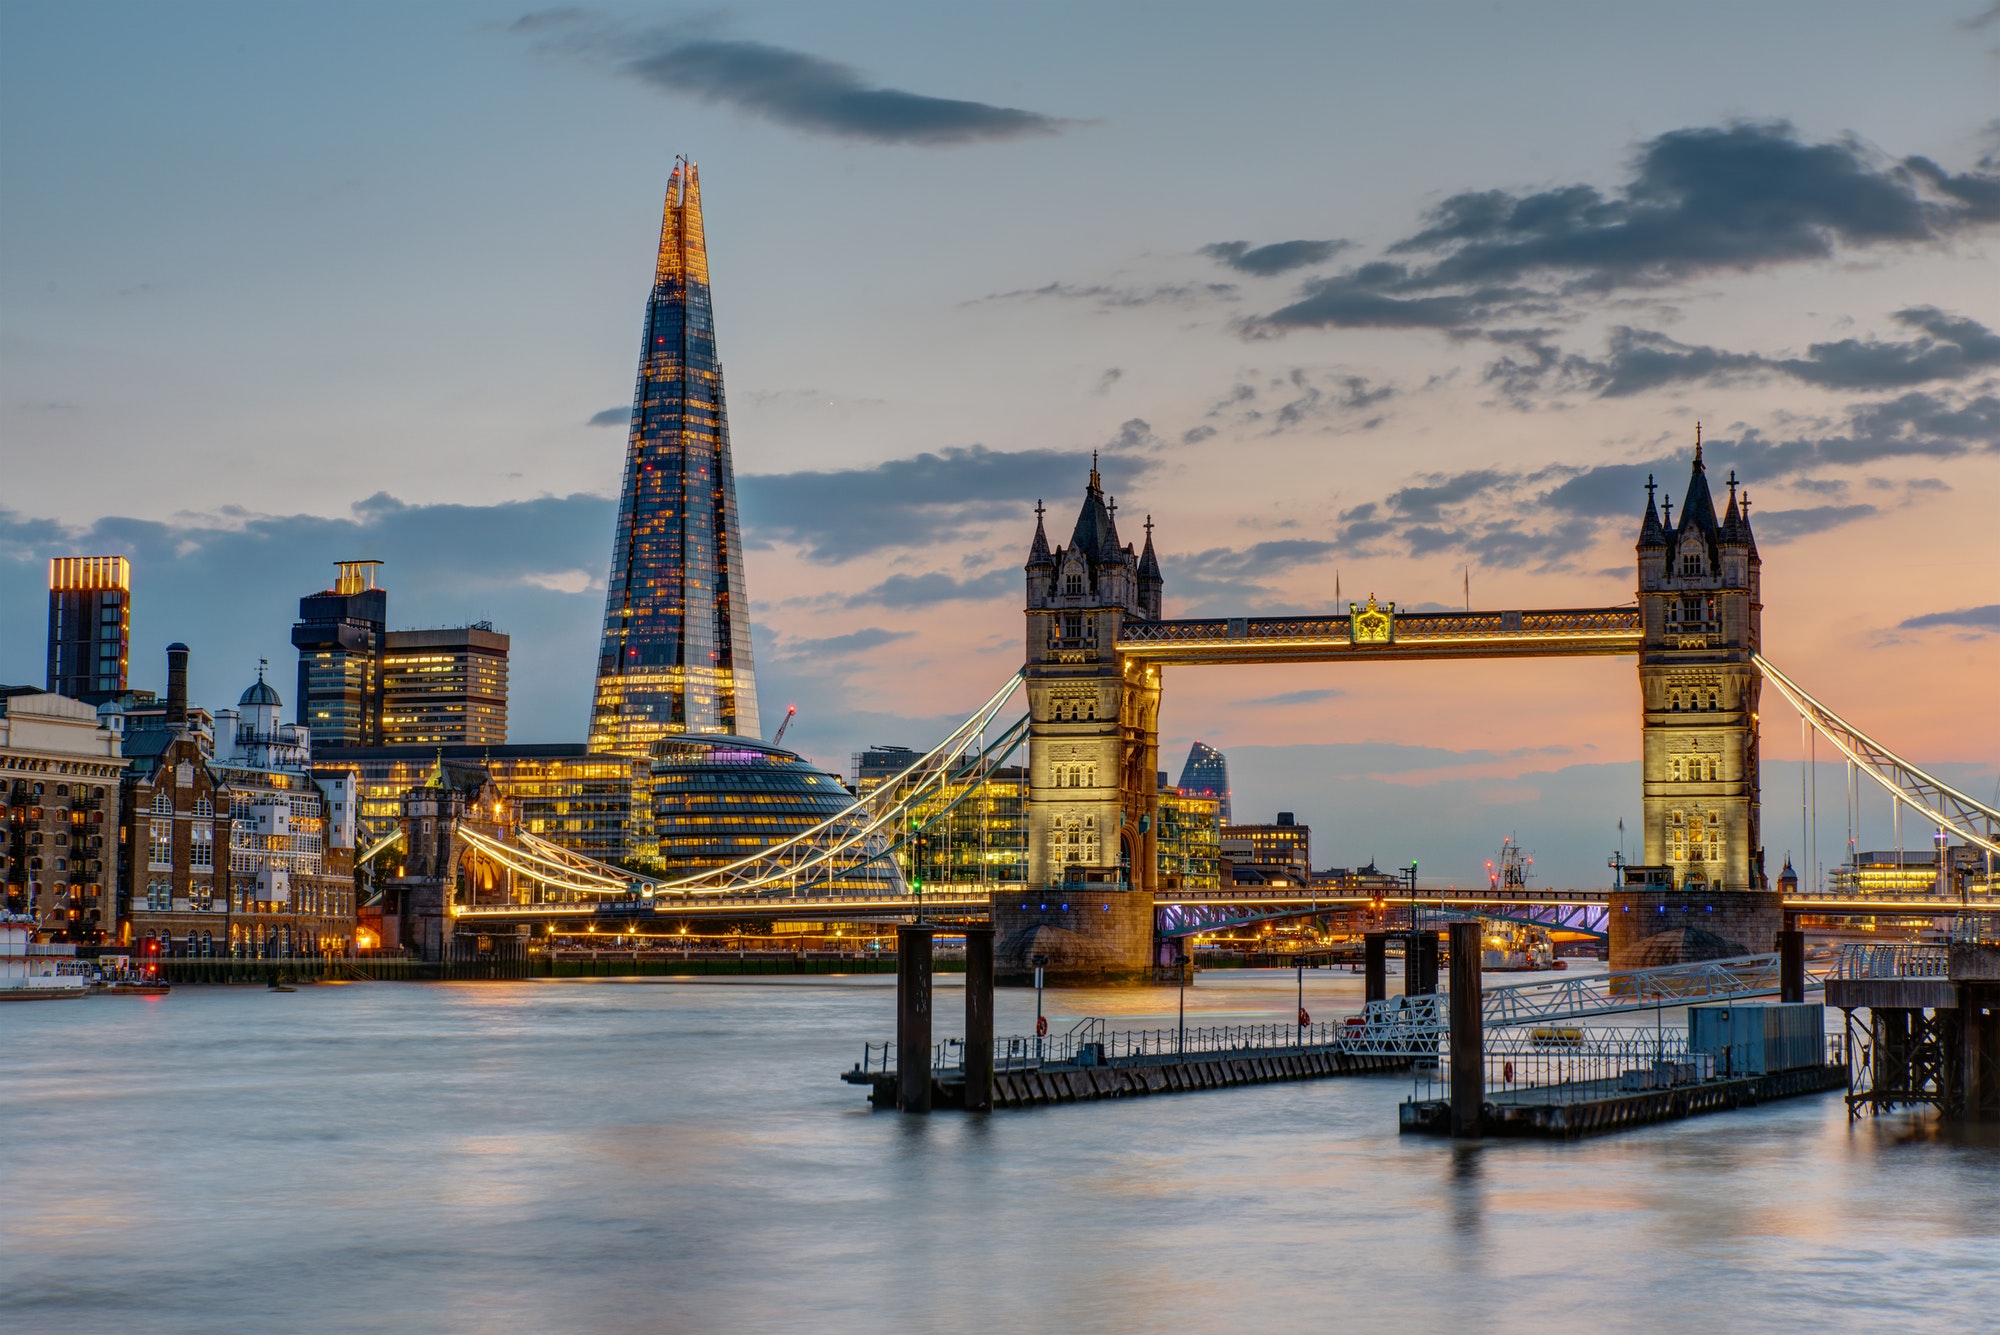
[1178,741,1232,825]
[589,159,759,758]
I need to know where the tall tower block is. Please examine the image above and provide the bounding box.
[1615,435,1779,966]
[590,159,760,757]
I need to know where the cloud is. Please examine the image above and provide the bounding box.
[1168,539,1339,606]
[0,493,616,742]
[1491,307,2000,399]
[1747,504,1878,542]
[1246,121,2000,334]
[586,405,629,427]
[844,568,1016,608]
[1203,369,1397,434]
[771,627,913,658]
[521,18,1073,146]
[739,444,1150,563]
[972,281,1237,308]
[1180,425,1217,445]
[1202,239,1350,276]
[1898,603,2000,631]
[1243,687,1345,707]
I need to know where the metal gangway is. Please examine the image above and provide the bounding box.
[455,671,1029,902]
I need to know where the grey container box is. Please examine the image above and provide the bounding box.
[1689,1003,1826,1076]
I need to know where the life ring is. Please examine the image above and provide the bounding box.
[1503,1061,1515,1082]
[1298,1007,1311,1027]
[1036,1015,1048,1037]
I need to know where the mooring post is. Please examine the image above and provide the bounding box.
[1406,930,1439,997]
[1779,919,1805,1004]
[1447,920,1484,1138]
[896,924,938,1114]
[1363,932,1388,1004]
[963,924,995,1113]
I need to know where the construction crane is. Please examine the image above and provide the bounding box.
[772,704,797,748]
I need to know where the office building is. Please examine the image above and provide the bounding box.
[292,560,387,748]
[46,556,131,705]
[0,687,128,942]
[381,624,509,747]
[590,159,760,756]
[1157,775,1221,890]
[292,562,511,748]
[651,735,890,892]
[1221,812,1311,885]
[319,744,654,868]
[1178,741,1231,825]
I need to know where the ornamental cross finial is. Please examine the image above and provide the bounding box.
[1144,513,1154,540]
[1035,498,1045,522]
[1645,474,1657,504]
[1694,421,1703,465]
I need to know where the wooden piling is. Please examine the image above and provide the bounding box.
[1779,928,1805,1004]
[1406,930,1439,997]
[896,925,938,1114]
[1448,920,1483,1138]
[1364,932,1388,1004]
[963,924,995,1113]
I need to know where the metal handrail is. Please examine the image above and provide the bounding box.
[1827,942,1950,980]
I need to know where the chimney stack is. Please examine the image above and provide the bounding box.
[165,642,190,730]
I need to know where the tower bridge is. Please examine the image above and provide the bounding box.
[392,446,1993,976]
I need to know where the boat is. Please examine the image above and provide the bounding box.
[89,954,172,996]
[1478,838,1557,971]
[0,913,91,1000]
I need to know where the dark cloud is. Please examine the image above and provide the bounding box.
[770,627,912,658]
[520,17,1073,146]
[844,568,1015,608]
[0,493,615,742]
[1747,504,1878,542]
[1180,425,1217,445]
[1386,470,1510,522]
[1202,239,1350,276]
[739,445,1149,563]
[587,405,629,427]
[1492,307,2000,399]
[972,281,1237,308]
[1243,688,1344,707]
[1248,122,2000,334]
[1094,367,1123,394]
[1167,539,1339,608]
[1204,369,1397,434]
[1898,603,2000,631]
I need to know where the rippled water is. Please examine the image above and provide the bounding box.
[4,971,1995,1335]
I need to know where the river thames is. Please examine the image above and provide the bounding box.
[5,971,1995,1334]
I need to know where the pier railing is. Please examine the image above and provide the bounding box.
[854,996,1447,1076]
[1407,1030,1846,1108]
[1827,943,1950,979]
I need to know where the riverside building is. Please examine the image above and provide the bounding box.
[0,687,127,942]
[119,646,356,957]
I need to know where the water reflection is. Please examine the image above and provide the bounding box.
[1,973,1992,1335]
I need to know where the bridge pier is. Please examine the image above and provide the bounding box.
[896,925,937,1114]
[964,925,995,1113]
[1448,921,1484,1138]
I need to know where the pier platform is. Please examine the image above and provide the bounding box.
[845,1044,1412,1110]
[1399,1062,1847,1139]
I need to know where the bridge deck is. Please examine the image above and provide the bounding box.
[1117,607,1641,665]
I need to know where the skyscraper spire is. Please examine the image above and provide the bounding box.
[590,159,759,756]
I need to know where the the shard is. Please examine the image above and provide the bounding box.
[589,159,760,756]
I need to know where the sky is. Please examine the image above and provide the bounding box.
[3,1,1996,887]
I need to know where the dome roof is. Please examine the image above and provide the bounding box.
[239,677,282,708]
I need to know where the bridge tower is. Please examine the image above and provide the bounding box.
[1001,459,1161,981]
[1620,435,1779,964]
